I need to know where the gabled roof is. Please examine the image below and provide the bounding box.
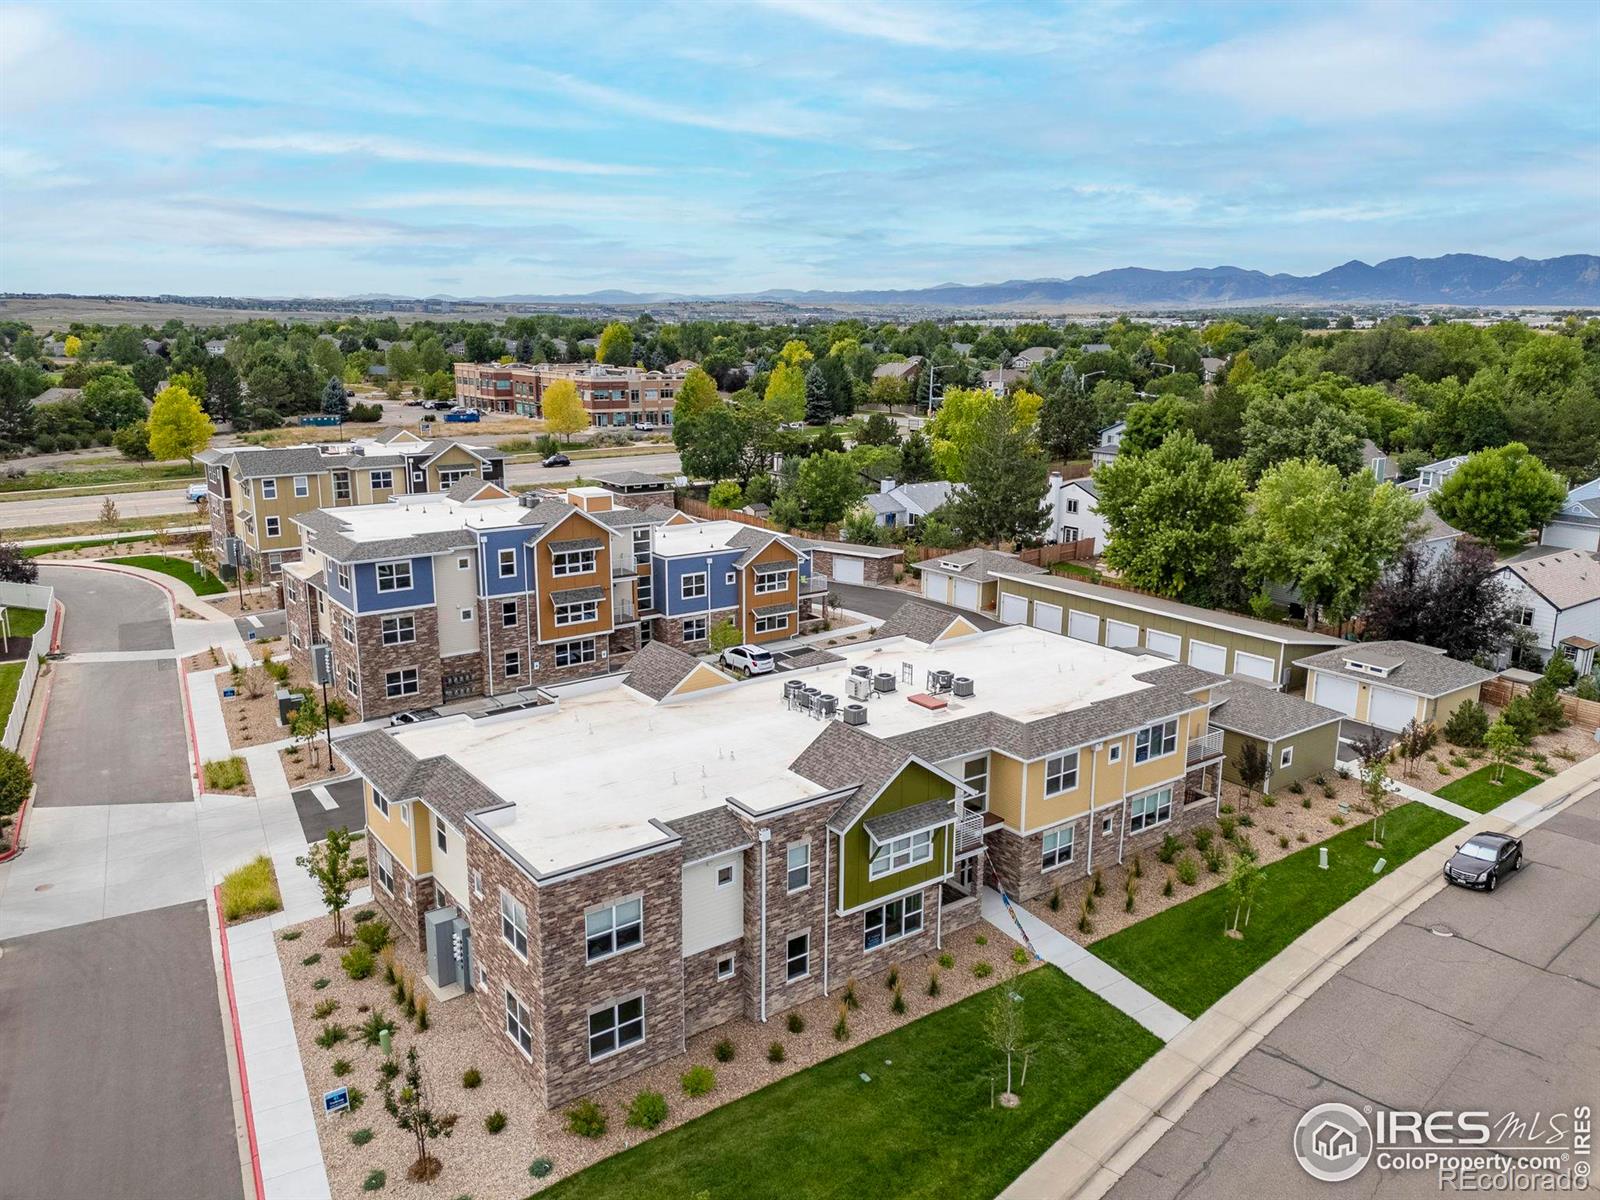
[1298,640,1493,698]
[1209,679,1343,742]
[591,469,671,490]
[873,601,967,645]
[589,505,671,531]
[1499,548,1600,610]
[337,731,507,832]
[444,478,511,503]
[623,640,707,701]
[792,722,919,831]
[863,797,956,845]
[919,548,1046,583]
[663,806,750,864]
[895,481,957,517]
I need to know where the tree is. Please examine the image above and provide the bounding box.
[1119,396,1195,456]
[778,451,861,529]
[764,360,806,424]
[1238,459,1421,629]
[803,363,831,425]
[297,826,359,946]
[841,506,881,545]
[927,387,1042,482]
[81,372,147,430]
[1236,740,1270,811]
[98,496,121,532]
[63,334,82,358]
[1036,388,1098,461]
[383,1046,454,1182]
[1094,432,1247,604]
[678,404,746,483]
[1241,389,1365,480]
[1224,854,1265,937]
[0,390,37,451]
[596,322,633,366]
[146,384,213,463]
[1544,651,1577,691]
[983,969,1030,1106]
[1444,699,1489,748]
[204,354,241,425]
[1396,719,1434,780]
[671,367,720,432]
[857,412,900,446]
[1362,539,1513,663]
[868,375,909,411]
[1360,753,1392,845]
[541,379,588,442]
[944,393,1050,547]
[708,618,742,656]
[321,376,349,421]
[113,419,152,461]
[1430,443,1566,549]
[288,691,327,768]
[706,480,742,508]
[130,355,167,399]
[0,540,39,585]
[1485,718,1521,785]
[0,747,31,820]
[897,429,936,483]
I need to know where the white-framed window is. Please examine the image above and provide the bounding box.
[333,473,351,501]
[504,650,521,678]
[1045,751,1079,796]
[785,932,810,982]
[632,527,651,565]
[293,475,309,498]
[587,995,645,1061]
[1134,719,1178,764]
[335,563,351,592]
[1107,742,1122,764]
[754,570,792,595]
[371,789,389,818]
[500,889,529,958]
[370,469,393,490]
[683,616,708,642]
[637,575,652,610]
[754,613,789,634]
[585,897,643,962]
[1279,745,1294,768]
[501,600,517,628]
[724,571,736,586]
[504,987,533,1059]
[552,549,597,577]
[498,548,517,578]
[716,954,736,981]
[472,868,483,898]
[786,842,810,892]
[436,822,448,853]
[1515,607,1535,627]
[716,863,736,888]
[554,600,599,627]
[863,892,923,951]
[554,638,597,668]
[681,572,707,600]
[869,829,933,880]
[285,578,299,602]
[1064,497,1079,514]
[374,844,394,894]
[1102,813,1114,836]
[438,467,473,488]
[376,561,413,592]
[1128,786,1174,833]
[962,755,988,812]
[1042,825,1074,871]
[264,515,281,538]
[457,556,470,571]
[380,614,415,645]
[260,478,278,500]
[340,613,355,643]
[345,665,359,697]
[385,667,419,698]
[459,607,473,623]
[289,629,303,651]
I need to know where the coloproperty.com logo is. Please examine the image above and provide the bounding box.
[1294,1102,1592,1189]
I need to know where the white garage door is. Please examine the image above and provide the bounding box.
[1188,640,1227,674]
[1368,686,1417,733]
[1234,650,1276,682]
[922,572,949,604]
[1146,630,1182,660]
[1313,672,1359,718]
[831,555,864,584]
[998,593,1029,625]
[1031,601,1062,633]
[1106,619,1140,649]
[1066,611,1100,643]
[953,579,982,611]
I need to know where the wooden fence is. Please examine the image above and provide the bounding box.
[675,496,780,531]
[1016,538,1095,567]
[1481,676,1600,731]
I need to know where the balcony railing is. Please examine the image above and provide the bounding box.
[955,809,987,856]
[1187,729,1224,765]
[800,573,829,596]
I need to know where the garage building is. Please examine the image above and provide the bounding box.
[918,549,1046,613]
[1208,679,1344,794]
[1299,640,1493,735]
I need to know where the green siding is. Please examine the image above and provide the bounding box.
[840,762,954,911]
[1221,722,1340,793]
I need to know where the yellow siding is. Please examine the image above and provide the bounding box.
[1123,709,1197,792]
[937,616,981,641]
[1427,684,1479,727]
[412,805,433,875]
[1026,750,1090,829]
[987,752,1024,827]
[1092,739,1131,806]
[365,781,417,873]
[671,663,734,696]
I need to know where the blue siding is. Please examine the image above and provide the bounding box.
[478,527,532,597]
[658,549,740,616]
[353,555,435,612]
[322,557,356,610]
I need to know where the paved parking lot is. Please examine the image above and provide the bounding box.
[290,776,364,844]
[32,659,191,807]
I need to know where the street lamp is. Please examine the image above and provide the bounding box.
[1078,370,1106,393]
[924,363,946,416]
[1152,362,1177,374]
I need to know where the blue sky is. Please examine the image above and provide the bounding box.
[2,0,1597,297]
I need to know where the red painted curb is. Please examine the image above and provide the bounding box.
[214,885,266,1200]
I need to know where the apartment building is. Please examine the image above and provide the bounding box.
[648,520,820,649]
[198,429,504,575]
[452,361,691,427]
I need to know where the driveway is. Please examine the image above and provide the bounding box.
[290,776,364,845]
[829,580,999,629]
[38,564,173,652]
[32,659,191,806]
[1108,786,1600,1200]
[235,608,287,644]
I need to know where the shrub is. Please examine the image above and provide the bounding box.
[833,1007,850,1041]
[1090,870,1104,897]
[355,920,391,954]
[414,995,429,1031]
[566,1099,608,1138]
[937,952,955,969]
[681,1065,716,1097]
[352,908,377,924]
[713,1039,735,1063]
[786,1012,805,1034]
[203,757,248,791]
[349,1127,373,1146]
[972,961,993,979]
[1330,813,1346,826]
[1157,834,1182,863]
[975,933,989,945]
[341,944,374,980]
[1444,698,1489,747]
[1297,832,1309,843]
[927,970,941,997]
[885,965,899,990]
[378,1058,400,1082]
[315,1023,347,1048]
[1304,796,1314,808]
[312,977,330,990]
[362,1169,385,1192]
[1176,853,1199,885]
[346,1086,365,1113]
[1048,886,1062,911]
[529,1158,554,1179]
[842,979,859,1010]
[1287,780,1304,795]
[279,929,303,942]
[1261,795,1277,807]
[1279,835,1290,849]
[1502,695,1539,743]
[1238,813,1254,828]
[484,1109,507,1134]
[462,1068,482,1089]
[332,1058,352,1077]
[360,1011,393,1047]
[1010,946,1028,965]
[1131,854,1144,879]
[1218,815,1236,839]
[1162,871,1175,897]
[1191,827,1214,852]
[313,998,339,1019]
[627,1090,669,1130]
[891,986,906,1015]
[219,855,282,922]
[1204,845,1226,873]
[301,953,322,966]
[768,1041,786,1063]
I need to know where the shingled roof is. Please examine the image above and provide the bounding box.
[663,806,752,864]
[872,600,967,645]
[790,722,918,831]
[337,730,508,832]
[623,641,705,701]
[1298,640,1493,698]
[1209,679,1344,741]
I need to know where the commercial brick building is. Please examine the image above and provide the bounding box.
[452,361,691,427]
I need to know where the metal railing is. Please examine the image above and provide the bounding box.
[1186,729,1224,765]
[800,573,829,595]
[955,808,987,856]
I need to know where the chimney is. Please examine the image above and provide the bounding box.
[1048,471,1063,489]
[880,477,896,494]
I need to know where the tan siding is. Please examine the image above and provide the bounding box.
[365,780,418,874]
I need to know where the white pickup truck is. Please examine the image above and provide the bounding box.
[186,483,208,502]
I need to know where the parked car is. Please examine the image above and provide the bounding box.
[632,421,656,432]
[1443,832,1524,892]
[186,483,208,502]
[444,409,480,423]
[389,708,442,727]
[720,644,776,675]
[542,452,571,468]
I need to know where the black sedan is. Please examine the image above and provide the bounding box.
[542,452,571,468]
[1443,832,1524,892]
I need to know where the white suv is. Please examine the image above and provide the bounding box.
[720,644,776,675]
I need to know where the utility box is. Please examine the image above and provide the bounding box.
[310,643,333,686]
[424,906,463,990]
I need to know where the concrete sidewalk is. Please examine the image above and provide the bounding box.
[1385,776,1478,821]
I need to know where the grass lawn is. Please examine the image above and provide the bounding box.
[1,607,46,640]
[542,967,1161,1200]
[0,462,200,494]
[105,554,226,596]
[0,661,23,732]
[1435,764,1541,813]
[24,536,129,557]
[1091,803,1464,1019]
[219,854,282,922]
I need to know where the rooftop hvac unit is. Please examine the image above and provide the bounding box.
[783,678,804,702]
[929,669,954,694]
[846,674,873,701]
[816,693,839,719]
[842,703,868,726]
[850,664,872,679]
[952,676,974,698]
[874,671,897,694]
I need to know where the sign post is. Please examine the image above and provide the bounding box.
[311,643,335,773]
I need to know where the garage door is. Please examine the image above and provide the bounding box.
[953,579,982,611]
[1234,650,1276,682]
[1106,619,1140,649]
[1146,630,1181,660]
[1188,640,1227,674]
[922,573,949,604]
[1066,611,1100,643]
[1031,601,1062,633]
[1368,686,1417,733]
[831,556,863,584]
[998,593,1029,625]
[1313,672,1359,718]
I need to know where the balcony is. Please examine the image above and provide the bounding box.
[1186,728,1224,766]
[955,808,987,857]
[800,573,829,596]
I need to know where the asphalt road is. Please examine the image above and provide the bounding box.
[290,776,365,844]
[38,564,173,653]
[0,901,245,1200]
[32,660,191,807]
[830,580,1000,629]
[1108,787,1600,1200]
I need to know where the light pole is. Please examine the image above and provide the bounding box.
[1078,370,1106,393]
[924,363,945,417]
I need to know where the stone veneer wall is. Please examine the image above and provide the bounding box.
[351,607,442,720]
[807,548,899,585]
[650,610,735,652]
[737,805,833,1021]
[371,852,436,951]
[466,828,549,1101]
[682,938,745,1037]
[822,880,945,997]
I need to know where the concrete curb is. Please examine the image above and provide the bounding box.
[0,599,64,864]
[214,884,266,1200]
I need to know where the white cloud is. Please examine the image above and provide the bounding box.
[516,68,838,140]
[749,0,1067,54]
[210,133,654,176]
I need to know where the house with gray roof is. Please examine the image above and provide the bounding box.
[1208,679,1343,792]
[1090,419,1126,467]
[1540,477,1600,554]
[1300,640,1493,734]
[861,479,958,530]
[1493,548,1600,675]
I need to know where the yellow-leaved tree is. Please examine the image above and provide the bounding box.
[147,384,214,464]
[63,334,82,358]
[542,379,588,441]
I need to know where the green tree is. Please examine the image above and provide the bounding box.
[841,506,882,545]
[596,322,634,366]
[81,371,148,430]
[803,363,830,425]
[897,429,936,483]
[678,404,746,483]
[779,450,861,529]
[383,1046,453,1182]
[204,354,241,425]
[672,367,720,432]
[0,390,37,451]
[1036,387,1097,461]
[708,618,742,655]
[1224,854,1265,937]
[1507,334,1584,399]
[1241,389,1365,479]
[927,386,1042,481]
[944,393,1050,547]
[146,384,213,463]
[1430,443,1567,549]
[297,826,359,946]
[541,379,588,442]
[1094,432,1247,604]
[857,412,900,446]
[1485,718,1521,785]
[706,480,742,508]
[764,360,807,424]
[321,377,349,421]
[113,419,152,461]
[1120,395,1196,456]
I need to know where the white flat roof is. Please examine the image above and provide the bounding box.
[322,495,526,543]
[652,520,759,556]
[390,625,1174,876]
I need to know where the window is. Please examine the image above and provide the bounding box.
[683,616,708,642]
[1516,607,1535,627]
[260,478,277,500]
[372,790,389,818]
[681,572,707,600]
[1134,719,1178,764]
[370,469,393,491]
[472,868,483,898]
[501,600,517,628]
[385,668,419,698]
[293,475,309,498]
[554,638,597,668]
[285,578,299,603]
[754,613,789,634]
[439,467,473,488]
[345,665,359,698]
[380,614,415,645]
[1045,752,1079,796]
[962,756,988,812]
[869,830,933,879]
[289,629,303,651]
[374,844,394,894]
[1042,826,1074,870]
[333,474,350,501]
[632,527,651,565]
[637,575,652,611]
[1107,743,1122,764]
[724,571,736,586]
[504,650,521,678]
[436,822,448,853]
[504,988,533,1058]
[863,893,924,951]
[1064,497,1079,514]
[785,932,810,982]
[554,600,599,627]
[264,515,281,538]
[376,561,413,592]
[585,898,643,962]
[457,556,470,571]
[716,863,735,888]
[335,563,351,592]
[340,613,355,643]
[1128,787,1174,833]
[1102,813,1114,836]
[786,842,810,892]
[1279,746,1294,769]
[498,548,517,578]
[588,996,645,1060]
[716,954,736,981]
[552,549,597,577]
[459,607,473,623]
[500,890,529,958]
[1061,526,1078,543]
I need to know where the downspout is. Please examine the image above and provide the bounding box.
[1116,738,1131,864]
[524,541,534,686]
[757,827,771,1023]
[822,832,831,996]
[1084,743,1100,873]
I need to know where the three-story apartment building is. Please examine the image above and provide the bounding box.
[452,361,690,427]
[648,520,818,649]
[338,605,1226,1108]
